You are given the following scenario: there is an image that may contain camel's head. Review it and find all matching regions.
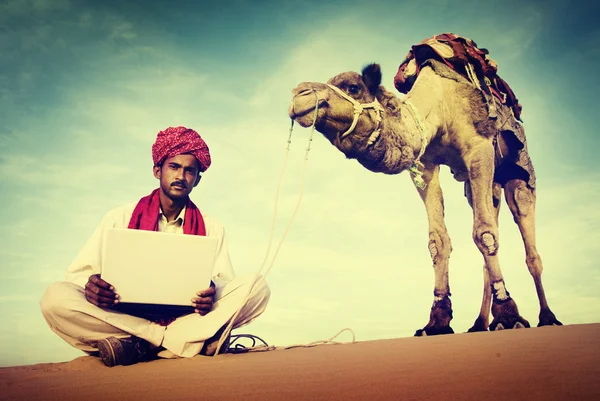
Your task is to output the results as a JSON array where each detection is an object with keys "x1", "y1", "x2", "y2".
[{"x1": 289, "y1": 64, "x2": 387, "y2": 160}]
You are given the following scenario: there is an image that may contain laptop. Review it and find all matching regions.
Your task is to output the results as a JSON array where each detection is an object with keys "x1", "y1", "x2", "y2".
[{"x1": 101, "y1": 228, "x2": 218, "y2": 308}]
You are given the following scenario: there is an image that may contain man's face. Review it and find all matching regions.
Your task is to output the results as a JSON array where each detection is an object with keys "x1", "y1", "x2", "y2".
[{"x1": 153, "y1": 154, "x2": 201, "y2": 202}]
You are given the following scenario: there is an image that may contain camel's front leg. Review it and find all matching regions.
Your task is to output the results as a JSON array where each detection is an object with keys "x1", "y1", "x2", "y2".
[
  {"x1": 465, "y1": 181, "x2": 503, "y2": 332},
  {"x1": 414, "y1": 163, "x2": 454, "y2": 336},
  {"x1": 463, "y1": 139, "x2": 530, "y2": 330}
]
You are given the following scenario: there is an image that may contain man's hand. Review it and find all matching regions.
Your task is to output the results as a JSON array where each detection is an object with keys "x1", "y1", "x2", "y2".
[
  {"x1": 191, "y1": 282, "x2": 216, "y2": 315},
  {"x1": 85, "y1": 274, "x2": 119, "y2": 308}
]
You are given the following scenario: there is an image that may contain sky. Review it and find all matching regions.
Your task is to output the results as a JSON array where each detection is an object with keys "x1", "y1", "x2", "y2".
[{"x1": 1, "y1": 0, "x2": 599, "y2": 366}]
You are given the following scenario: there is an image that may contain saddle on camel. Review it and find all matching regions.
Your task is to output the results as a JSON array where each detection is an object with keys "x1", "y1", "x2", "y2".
[
  {"x1": 394, "y1": 32, "x2": 522, "y2": 121},
  {"x1": 394, "y1": 32, "x2": 534, "y2": 189}
]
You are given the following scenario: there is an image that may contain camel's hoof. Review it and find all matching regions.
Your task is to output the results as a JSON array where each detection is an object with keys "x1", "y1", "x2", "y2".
[
  {"x1": 414, "y1": 325, "x2": 455, "y2": 337},
  {"x1": 415, "y1": 296, "x2": 454, "y2": 337},
  {"x1": 538, "y1": 309, "x2": 563, "y2": 327},
  {"x1": 490, "y1": 297, "x2": 530, "y2": 331},
  {"x1": 467, "y1": 317, "x2": 489, "y2": 333}
]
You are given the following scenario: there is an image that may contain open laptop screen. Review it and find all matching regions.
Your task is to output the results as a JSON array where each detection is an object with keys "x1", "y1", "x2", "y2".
[{"x1": 101, "y1": 228, "x2": 218, "y2": 307}]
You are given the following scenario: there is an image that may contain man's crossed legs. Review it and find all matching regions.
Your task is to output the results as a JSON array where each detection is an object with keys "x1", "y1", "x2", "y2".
[{"x1": 40, "y1": 275, "x2": 270, "y2": 366}]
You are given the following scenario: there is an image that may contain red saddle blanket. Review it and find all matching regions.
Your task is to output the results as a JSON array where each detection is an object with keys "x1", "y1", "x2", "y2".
[{"x1": 394, "y1": 33, "x2": 523, "y2": 121}]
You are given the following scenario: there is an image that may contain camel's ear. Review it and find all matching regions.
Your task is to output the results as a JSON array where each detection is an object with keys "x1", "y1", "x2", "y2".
[{"x1": 362, "y1": 63, "x2": 382, "y2": 94}]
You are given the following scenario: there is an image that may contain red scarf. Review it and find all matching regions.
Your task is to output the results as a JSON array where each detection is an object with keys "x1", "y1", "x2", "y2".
[
  {"x1": 128, "y1": 188, "x2": 206, "y2": 235},
  {"x1": 127, "y1": 188, "x2": 206, "y2": 326}
]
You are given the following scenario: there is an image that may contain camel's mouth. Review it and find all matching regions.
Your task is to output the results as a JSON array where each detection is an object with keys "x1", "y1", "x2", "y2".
[
  {"x1": 289, "y1": 83, "x2": 332, "y2": 128},
  {"x1": 288, "y1": 97, "x2": 328, "y2": 128}
]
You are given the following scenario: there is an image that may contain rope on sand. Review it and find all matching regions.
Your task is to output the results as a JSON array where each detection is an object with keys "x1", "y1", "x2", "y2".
[{"x1": 229, "y1": 328, "x2": 357, "y2": 354}]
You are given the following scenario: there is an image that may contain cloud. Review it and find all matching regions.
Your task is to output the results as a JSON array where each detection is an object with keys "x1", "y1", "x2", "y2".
[
  {"x1": 0, "y1": 153, "x2": 133, "y2": 187},
  {"x1": 246, "y1": 20, "x2": 409, "y2": 110}
]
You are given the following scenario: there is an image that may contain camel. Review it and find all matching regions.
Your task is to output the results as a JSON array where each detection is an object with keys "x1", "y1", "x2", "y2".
[{"x1": 287, "y1": 56, "x2": 562, "y2": 335}]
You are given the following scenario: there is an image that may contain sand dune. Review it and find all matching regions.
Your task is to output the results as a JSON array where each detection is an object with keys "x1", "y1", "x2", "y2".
[{"x1": 1, "y1": 323, "x2": 598, "y2": 400}]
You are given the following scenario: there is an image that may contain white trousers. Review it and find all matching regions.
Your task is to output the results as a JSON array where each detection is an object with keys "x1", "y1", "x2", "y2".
[{"x1": 40, "y1": 275, "x2": 270, "y2": 358}]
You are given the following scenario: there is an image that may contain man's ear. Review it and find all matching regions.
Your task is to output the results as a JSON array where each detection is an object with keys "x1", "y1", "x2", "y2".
[
  {"x1": 153, "y1": 165, "x2": 161, "y2": 179},
  {"x1": 193, "y1": 174, "x2": 201, "y2": 187}
]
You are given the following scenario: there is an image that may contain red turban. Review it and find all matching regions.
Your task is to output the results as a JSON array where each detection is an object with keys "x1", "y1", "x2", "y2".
[{"x1": 151, "y1": 126, "x2": 211, "y2": 172}]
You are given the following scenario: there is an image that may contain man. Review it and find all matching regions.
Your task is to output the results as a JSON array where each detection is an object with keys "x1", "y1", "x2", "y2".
[{"x1": 40, "y1": 126, "x2": 270, "y2": 367}]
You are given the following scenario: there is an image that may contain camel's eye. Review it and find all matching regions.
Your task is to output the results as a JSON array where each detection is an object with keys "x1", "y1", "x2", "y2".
[{"x1": 347, "y1": 84, "x2": 360, "y2": 95}]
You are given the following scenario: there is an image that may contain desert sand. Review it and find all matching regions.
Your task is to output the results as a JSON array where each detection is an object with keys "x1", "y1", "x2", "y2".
[{"x1": 1, "y1": 323, "x2": 598, "y2": 400}]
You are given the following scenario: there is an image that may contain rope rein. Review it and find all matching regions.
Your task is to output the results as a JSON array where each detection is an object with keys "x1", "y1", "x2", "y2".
[
  {"x1": 214, "y1": 92, "x2": 355, "y2": 355},
  {"x1": 403, "y1": 98, "x2": 428, "y2": 190}
]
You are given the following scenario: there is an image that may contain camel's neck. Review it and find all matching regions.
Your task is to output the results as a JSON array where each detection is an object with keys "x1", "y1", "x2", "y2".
[
  {"x1": 357, "y1": 71, "x2": 443, "y2": 175},
  {"x1": 402, "y1": 68, "x2": 446, "y2": 136}
]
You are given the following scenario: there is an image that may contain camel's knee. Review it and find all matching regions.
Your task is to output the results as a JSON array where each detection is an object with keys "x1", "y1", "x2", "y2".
[
  {"x1": 428, "y1": 231, "x2": 452, "y2": 265},
  {"x1": 473, "y1": 227, "x2": 498, "y2": 256},
  {"x1": 40, "y1": 281, "x2": 85, "y2": 320},
  {"x1": 513, "y1": 187, "x2": 534, "y2": 217},
  {"x1": 506, "y1": 181, "x2": 535, "y2": 218}
]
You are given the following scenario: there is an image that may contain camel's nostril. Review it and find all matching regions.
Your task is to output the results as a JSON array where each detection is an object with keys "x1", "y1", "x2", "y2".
[
  {"x1": 292, "y1": 87, "x2": 315, "y2": 98},
  {"x1": 293, "y1": 82, "x2": 324, "y2": 97},
  {"x1": 297, "y1": 88, "x2": 314, "y2": 97}
]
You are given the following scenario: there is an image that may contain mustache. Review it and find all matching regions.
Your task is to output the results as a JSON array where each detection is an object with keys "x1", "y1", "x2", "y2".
[{"x1": 171, "y1": 181, "x2": 187, "y2": 188}]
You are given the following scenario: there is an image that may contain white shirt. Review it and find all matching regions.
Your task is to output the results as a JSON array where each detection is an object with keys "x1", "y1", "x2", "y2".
[{"x1": 65, "y1": 202, "x2": 236, "y2": 289}]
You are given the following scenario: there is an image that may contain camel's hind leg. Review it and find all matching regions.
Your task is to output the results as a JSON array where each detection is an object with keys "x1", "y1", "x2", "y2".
[
  {"x1": 504, "y1": 179, "x2": 562, "y2": 327},
  {"x1": 463, "y1": 139, "x2": 529, "y2": 331},
  {"x1": 466, "y1": 181, "x2": 502, "y2": 332}
]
